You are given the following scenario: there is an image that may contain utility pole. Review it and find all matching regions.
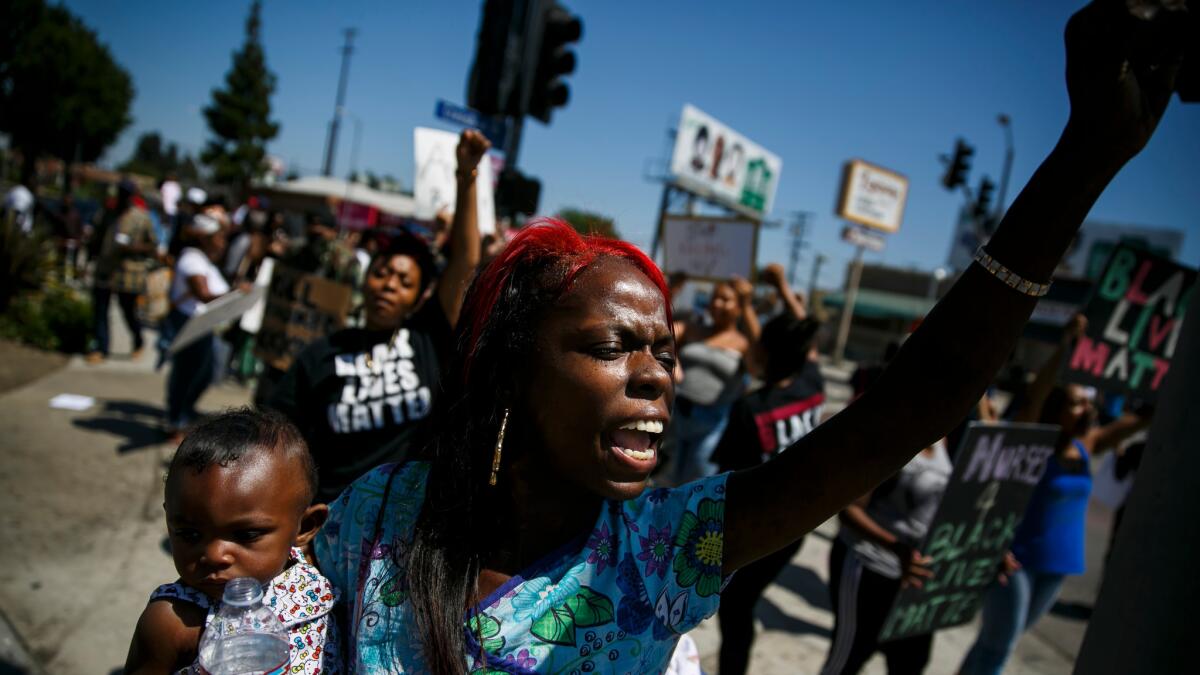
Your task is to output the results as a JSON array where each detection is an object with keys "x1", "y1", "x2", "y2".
[
  {"x1": 833, "y1": 245, "x2": 865, "y2": 364},
  {"x1": 808, "y1": 253, "x2": 826, "y2": 304},
  {"x1": 321, "y1": 28, "x2": 357, "y2": 177},
  {"x1": 788, "y1": 211, "x2": 813, "y2": 288}
]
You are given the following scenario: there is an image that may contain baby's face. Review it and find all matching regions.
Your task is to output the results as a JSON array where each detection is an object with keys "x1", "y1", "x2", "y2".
[{"x1": 164, "y1": 453, "x2": 308, "y2": 601}]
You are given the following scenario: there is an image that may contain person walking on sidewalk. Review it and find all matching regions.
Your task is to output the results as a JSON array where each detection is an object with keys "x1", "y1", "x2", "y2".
[{"x1": 88, "y1": 179, "x2": 159, "y2": 364}]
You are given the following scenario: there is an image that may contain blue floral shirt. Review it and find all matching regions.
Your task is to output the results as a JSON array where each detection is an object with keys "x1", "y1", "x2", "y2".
[{"x1": 315, "y1": 462, "x2": 729, "y2": 673}]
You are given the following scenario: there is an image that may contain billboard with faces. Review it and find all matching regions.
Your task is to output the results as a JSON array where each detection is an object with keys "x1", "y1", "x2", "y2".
[{"x1": 669, "y1": 104, "x2": 783, "y2": 221}]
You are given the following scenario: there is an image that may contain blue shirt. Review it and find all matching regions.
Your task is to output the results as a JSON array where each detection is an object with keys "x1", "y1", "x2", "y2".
[
  {"x1": 315, "y1": 462, "x2": 729, "y2": 673},
  {"x1": 1011, "y1": 440, "x2": 1092, "y2": 575}
]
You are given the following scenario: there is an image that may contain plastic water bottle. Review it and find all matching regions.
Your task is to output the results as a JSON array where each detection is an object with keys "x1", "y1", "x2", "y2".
[{"x1": 197, "y1": 578, "x2": 290, "y2": 675}]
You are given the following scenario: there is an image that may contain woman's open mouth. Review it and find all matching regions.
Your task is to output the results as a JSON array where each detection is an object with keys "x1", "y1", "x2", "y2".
[{"x1": 608, "y1": 419, "x2": 665, "y2": 465}]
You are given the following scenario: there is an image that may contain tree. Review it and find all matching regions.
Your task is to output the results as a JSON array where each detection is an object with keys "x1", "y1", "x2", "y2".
[
  {"x1": 556, "y1": 208, "x2": 620, "y2": 239},
  {"x1": 201, "y1": 0, "x2": 279, "y2": 195},
  {"x1": 0, "y1": 0, "x2": 134, "y2": 186},
  {"x1": 120, "y1": 131, "x2": 200, "y2": 181}
]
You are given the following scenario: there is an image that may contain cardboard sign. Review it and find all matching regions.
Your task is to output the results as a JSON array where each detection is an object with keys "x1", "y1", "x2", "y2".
[
  {"x1": 253, "y1": 267, "x2": 353, "y2": 371},
  {"x1": 661, "y1": 215, "x2": 758, "y2": 281},
  {"x1": 1063, "y1": 245, "x2": 1196, "y2": 402},
  {"x1": 168, "y1": 287, "x2": 265, "y2": 354},
  {"x1": 879, "y1": 422, "x2": 1060, "y2": 642}
]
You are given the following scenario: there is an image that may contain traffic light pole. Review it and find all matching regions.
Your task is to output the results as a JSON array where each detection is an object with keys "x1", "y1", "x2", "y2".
[{"x1": 504, "y1": 115, "x2": 525, "y2": 169}]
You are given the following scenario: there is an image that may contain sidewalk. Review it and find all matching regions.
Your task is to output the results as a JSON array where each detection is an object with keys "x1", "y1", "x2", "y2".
[{"x1": 0, "y1": 322, "x2": 250, "y2": 673}]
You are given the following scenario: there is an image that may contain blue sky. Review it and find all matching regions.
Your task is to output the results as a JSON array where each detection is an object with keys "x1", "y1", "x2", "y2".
[{"x1": 62, "y1": 0, "x2": 1200, "y2": 289}]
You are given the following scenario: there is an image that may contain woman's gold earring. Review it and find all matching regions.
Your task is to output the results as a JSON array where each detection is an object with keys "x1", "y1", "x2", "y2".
[{"x1": 489, "y1": 408, "x2": 510, "y2": 486}]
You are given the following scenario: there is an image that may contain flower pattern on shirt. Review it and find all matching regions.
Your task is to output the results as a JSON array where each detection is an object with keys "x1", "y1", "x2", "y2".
[
  {"x1": 315, "y1": 463, "x2": 729, "y2": 673},
  {"x1": 638, "y1": 523, "x2": 673, "y2": 579},
  {"x1": 673, "y1": 497, "x2": 726, "y2": 597}
]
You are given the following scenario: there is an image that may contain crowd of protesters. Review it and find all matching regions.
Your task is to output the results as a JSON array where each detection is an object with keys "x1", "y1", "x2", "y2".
[{"x1": 1, "y1": 1, "x2": 1185, "y2": 671}]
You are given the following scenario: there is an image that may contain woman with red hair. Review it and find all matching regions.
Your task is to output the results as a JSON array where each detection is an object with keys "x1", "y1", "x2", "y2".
[{"x1": 312, "y1": 4, "x2": 1186, "y2": 671}]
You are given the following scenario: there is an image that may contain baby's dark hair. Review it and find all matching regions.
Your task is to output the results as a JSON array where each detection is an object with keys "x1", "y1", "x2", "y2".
[{"x1": 167, "y1": 407, "x2": 318, "y2": 507}]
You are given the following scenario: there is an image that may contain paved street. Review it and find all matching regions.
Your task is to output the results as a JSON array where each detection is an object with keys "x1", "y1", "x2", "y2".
[{"x1": 0, "y1": 318, "x2": 1104, "y2": 674}]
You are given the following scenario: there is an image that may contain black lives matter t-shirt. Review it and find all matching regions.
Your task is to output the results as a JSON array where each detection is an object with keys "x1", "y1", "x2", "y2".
[
  {"x1": 267, "y1": 301, "x2": 451, "y2": 502},
  {"x1": 712, "y1": 361, "x2": 826, "y2": 472}
]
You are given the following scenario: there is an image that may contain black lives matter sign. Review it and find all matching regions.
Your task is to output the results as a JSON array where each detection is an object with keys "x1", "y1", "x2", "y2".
[
  {"x1": 1063, "y1": 245, "x2": 1195, "y2": 403},
  {"x1": 879, "y1": 423, "x2": 1060, "y2": 642}
]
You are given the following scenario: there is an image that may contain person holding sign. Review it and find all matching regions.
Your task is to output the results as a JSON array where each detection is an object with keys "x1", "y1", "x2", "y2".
[
  {"x1": 310, "y1": 2, "x2": 1190, "y2": 671},
  {"x1": 266, "y1": 129, "x2": 490, "y2": 502},
  {"x1": 959, "y1": 317, "x2": 1151, "y2": 674},
  {"x1": 818, "y1": 439, "x2": 952, "y2": 675},
  {"x1": 162, "y1": 214, "x2": 239, "y2": 443}
]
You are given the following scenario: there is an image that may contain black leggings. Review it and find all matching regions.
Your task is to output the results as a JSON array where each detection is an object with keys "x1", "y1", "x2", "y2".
[
  {"x1": 717, "y1": 537, "x2": 805, "y2": 675},
  {"x1": 819, "y1": 538, "x2": 931, "y2": 675}
]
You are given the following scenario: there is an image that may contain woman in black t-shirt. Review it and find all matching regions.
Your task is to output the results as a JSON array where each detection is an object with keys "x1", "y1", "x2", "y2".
[
  {"x1": 268, "y1": 130, "x2": 491, "y2": 502},
  {"x1": 712, "y1": 302, "x2": 825, "y2": 675}
]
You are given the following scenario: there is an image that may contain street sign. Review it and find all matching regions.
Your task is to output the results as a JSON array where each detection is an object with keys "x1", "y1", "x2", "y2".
[
  {"x1": 836, "y1": 159, "x2": 909, "y2": 233},
  {"x1": 434, "y1": 99, "x2": 509, "y2": 148},
  {"x1": 841, "y1": 225, "x2": 886, "y2": 252}
]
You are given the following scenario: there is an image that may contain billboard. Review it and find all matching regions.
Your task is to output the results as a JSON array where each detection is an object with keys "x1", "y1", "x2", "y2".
[
  {"x1": 836, "y1": 159, "x2": 908, "y2": 233},
  {"x1": 413, "y1": 127, "x2": 496, "y2": 234},
  {"x1": 669, "y1": 104, "x2": 782, "y2": 221}
]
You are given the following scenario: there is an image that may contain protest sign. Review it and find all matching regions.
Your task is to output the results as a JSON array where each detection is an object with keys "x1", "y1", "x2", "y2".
[
  {"x1": 253, "y1": 267, "x2": 353, "y2": 371},
  {"x1": 661, "y1": 215, "x2": 758, "y2": 281},
  {"x1": 879, "y1": 422, "x2": 1060, "y2": 642},
  {"x1": 413, "y1": 127, "x2": 496, "y2": 234},
  {"x1": 1063, "y1": 245, "x2": 1196, "y2": 402},
  {"x1": 168, "y1": 287, "x2": 265, "y2": 354}
]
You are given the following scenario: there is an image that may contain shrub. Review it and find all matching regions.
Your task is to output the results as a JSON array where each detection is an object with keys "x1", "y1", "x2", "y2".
[{"x1": 0, "y1": 283, "x2": 92, "y2": 353}]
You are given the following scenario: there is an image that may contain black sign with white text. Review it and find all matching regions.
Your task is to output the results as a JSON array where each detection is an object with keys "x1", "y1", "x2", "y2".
[{"x1": 879, "y1": 422, "x2": 1060, "y2": 642}]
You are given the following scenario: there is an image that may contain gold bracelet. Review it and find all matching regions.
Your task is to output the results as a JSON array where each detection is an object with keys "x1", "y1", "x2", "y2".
[
  {"x1": 973, "y1": 247, "x2": 1051, "y2": 297},
  {"x1": 456, "y1": 169, "x2": 478, "y2": 182}
]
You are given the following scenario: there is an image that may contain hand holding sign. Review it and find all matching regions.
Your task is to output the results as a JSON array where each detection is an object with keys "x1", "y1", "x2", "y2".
[{"x1": 456, "y1": 129, "x2": 491, "y2": 177}]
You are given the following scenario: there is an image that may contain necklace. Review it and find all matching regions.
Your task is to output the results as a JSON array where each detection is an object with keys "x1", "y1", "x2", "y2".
[{"x1": 363, "y1": 327, "x2": 401, "y2": 371}]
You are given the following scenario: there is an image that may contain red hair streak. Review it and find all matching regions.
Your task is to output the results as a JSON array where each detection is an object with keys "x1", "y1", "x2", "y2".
[{"x1": 460, "y1": 218, "x2": 673, "y2": 383}]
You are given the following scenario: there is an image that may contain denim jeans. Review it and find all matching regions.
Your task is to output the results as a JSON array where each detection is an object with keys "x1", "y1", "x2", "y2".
[
  {"x1": 959, "y1": 568, "x2": 1065, "y2": 675},
  {"x1": 91, "y1": 287, "x2": 143, "y2": 355},
  {"x1": 165, "y1": 312, "x2": 215, "y2": 430},
  {"x1": 670, "y1": 400, "x2": 731, "y2": 485}
]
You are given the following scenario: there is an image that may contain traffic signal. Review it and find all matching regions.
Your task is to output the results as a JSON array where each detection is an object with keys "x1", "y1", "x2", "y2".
[
  {"x1": 467, "y1": 0, "x2": 525, "y2": 116},
  {"x1": 496, "y1": 168, "x2": 541, "y2": 216},
  {"x1": 974, "y1": 177, "x2": 995, "y2": 218},
  {"x1": 941, "y1": 139, "x2": 974, "y2": 190},
  {"x1": 526, "y1": 2, "x2": 582, "y2": 124}
]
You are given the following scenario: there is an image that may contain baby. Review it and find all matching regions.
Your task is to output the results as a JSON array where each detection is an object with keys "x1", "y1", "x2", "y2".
[{"x1": 124, "y1": 407, "x2": 338, "y2": 674}]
